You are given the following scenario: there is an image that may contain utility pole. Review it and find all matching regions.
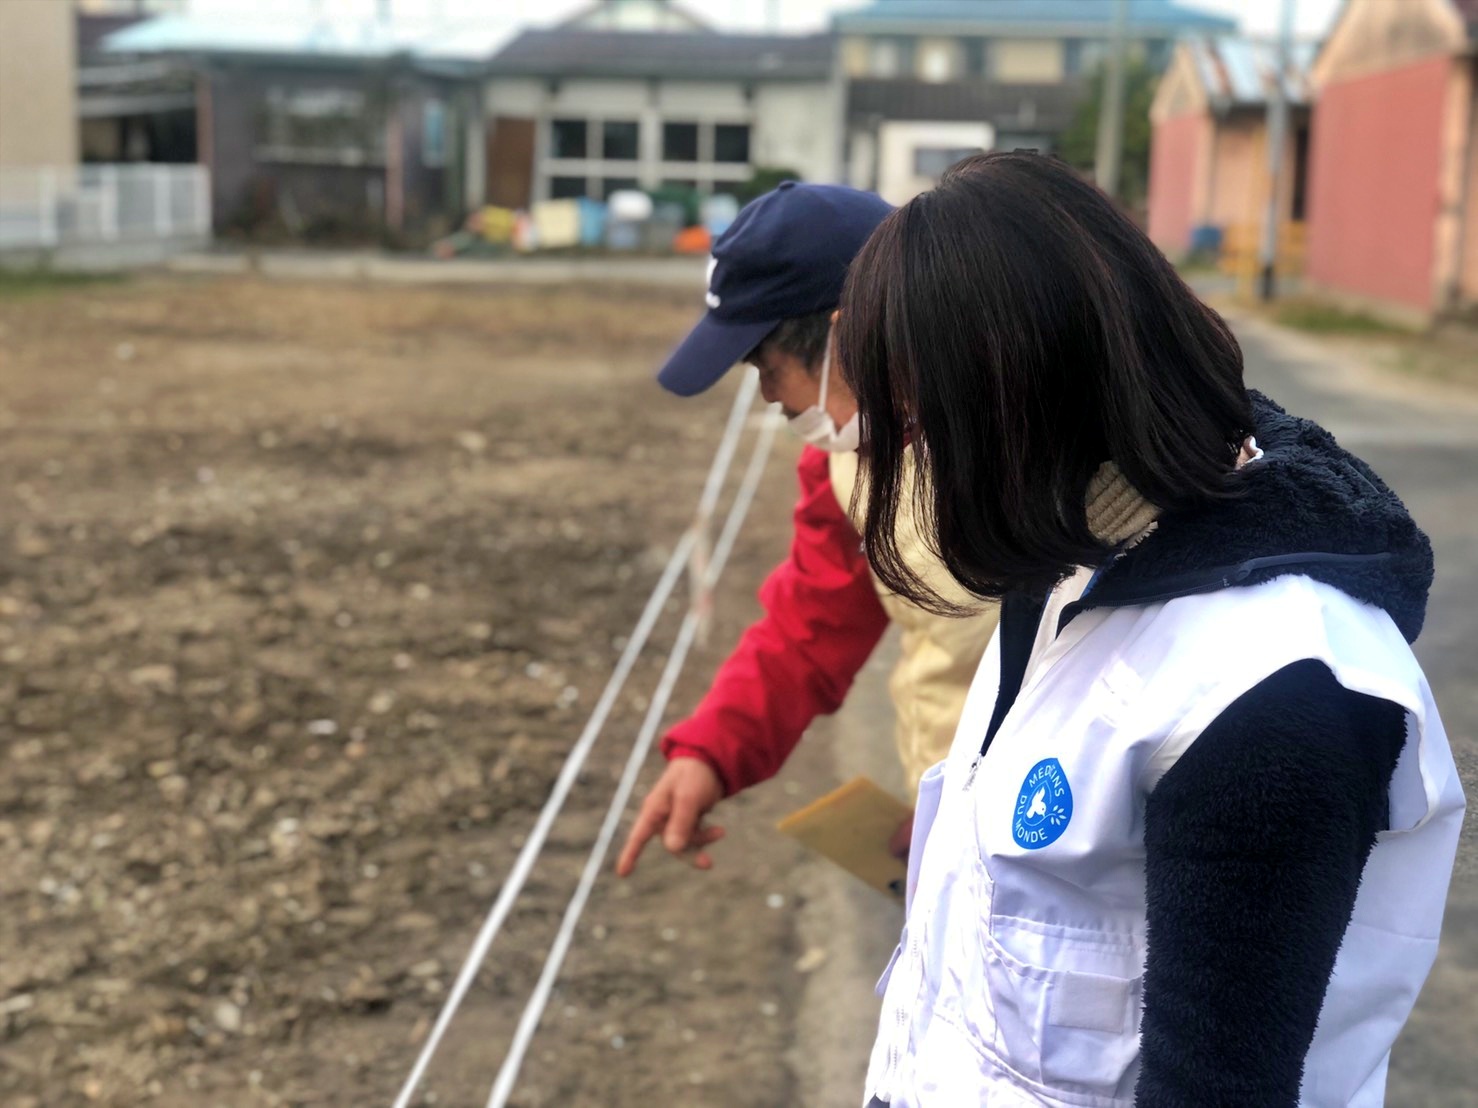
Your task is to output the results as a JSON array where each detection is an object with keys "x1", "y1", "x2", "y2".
[
  {"x1": 1258, "y1": 0, "x2": 1297, "y2": 301},
  {"x1": 1094, "y1": 0, "x2": 1131, "y2": 200}
]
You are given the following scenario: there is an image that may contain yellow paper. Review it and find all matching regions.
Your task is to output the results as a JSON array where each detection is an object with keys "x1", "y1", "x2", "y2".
[{"x1": 777, "y1": 776, "x2": 910, "y2": 899}]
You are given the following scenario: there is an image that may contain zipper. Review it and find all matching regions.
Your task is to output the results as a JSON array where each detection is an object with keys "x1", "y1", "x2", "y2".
[
  {"x1": 964, "y1": 755, "x2": 981, "y2": 790},
  {"x1": 967, "y1": 594, "x2": 1102, "y2": 793}
]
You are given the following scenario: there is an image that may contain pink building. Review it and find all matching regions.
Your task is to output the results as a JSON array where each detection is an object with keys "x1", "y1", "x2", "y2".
[
  {"x1": 1148, "y1": 37, "x2": 1313, "y2": 261},
  {"x1": 1305, "y1": 0, "x2": 1478, "y2": 321}
]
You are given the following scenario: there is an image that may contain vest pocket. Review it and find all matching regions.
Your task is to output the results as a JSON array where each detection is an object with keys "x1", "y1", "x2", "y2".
[{"x1": 979, "y1": 920, "x2": 1142, "y2": 1100}]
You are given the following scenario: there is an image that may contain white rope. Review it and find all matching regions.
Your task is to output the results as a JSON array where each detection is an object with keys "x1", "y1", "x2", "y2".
[
  {"x1": 391, "y1": 371, "x2": 761, "y2": 1108},
  {"x1": 705, "y1": 412, "x2": 784, "y2": 586},
  {"x1": 485, "y1": 408, "x2": 782, "y2": 1108},
  {"x1": 687, "y1": 368, "x2": 752, "y2": 645},
  {"x1": 695, "y1": 375, "x2": 756, "y2": 522}
]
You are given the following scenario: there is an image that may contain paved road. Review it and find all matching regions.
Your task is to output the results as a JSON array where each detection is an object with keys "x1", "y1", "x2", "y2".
[{"x1": 794, "y1": 315, "x2": 1478, "y2": 1106}]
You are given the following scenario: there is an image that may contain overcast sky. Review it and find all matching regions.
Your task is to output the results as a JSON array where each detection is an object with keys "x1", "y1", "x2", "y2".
[{"x1": 184, "y1": 0, "x2": 1346, "y2": 40}]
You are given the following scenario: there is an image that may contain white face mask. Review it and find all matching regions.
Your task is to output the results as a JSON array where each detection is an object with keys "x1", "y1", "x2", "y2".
[{"x1": 786, "y1": 329, "x2": 860, "y2": 453}]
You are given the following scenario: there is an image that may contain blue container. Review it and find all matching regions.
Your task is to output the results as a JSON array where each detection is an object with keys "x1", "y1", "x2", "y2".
[
  {"x1": 1189, "y1": 224, "x2": 1224, "y2": 255},
  {"x1": 577, "y1": 198, "x2": 607, "y2": 248},
  {"x1": 702, "y1": 194, "x2": 740, "y2": 237}
]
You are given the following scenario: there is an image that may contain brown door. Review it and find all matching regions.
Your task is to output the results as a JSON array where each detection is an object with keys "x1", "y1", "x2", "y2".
[{"x1": 486, "y1": 116, "x2": 536, "y2": 208}]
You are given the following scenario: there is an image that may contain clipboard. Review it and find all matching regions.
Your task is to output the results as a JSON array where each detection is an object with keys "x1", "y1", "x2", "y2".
[{"x1": 777, "y1": 776, "x2": 910, "y2": 900}]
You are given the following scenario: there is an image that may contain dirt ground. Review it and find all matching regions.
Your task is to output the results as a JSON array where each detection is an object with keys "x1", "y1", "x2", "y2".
[{"x1": 0, "y1": 275, "x2": 827, "y2": 1106}]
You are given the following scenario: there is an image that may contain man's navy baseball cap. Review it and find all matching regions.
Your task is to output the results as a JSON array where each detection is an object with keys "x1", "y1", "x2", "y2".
[{"x1": 656, "y1": 181, "x2": 893, "y2": 397}]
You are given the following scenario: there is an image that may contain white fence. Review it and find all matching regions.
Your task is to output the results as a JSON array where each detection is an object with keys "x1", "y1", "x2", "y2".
[{"x1": 0, "y1": 164, "x2": 211, "y2": 252}]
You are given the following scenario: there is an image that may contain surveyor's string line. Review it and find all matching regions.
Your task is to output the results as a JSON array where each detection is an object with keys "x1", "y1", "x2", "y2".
[
  {"x1": 391, "y1": 369, "x2": 762, "y2": 1108},
  {"x1": 485, "y1": 406, "x2": 782, "y2": 1108}
]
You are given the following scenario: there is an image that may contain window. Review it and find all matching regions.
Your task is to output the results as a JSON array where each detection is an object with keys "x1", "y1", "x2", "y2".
[
  {"x1": 869, "y1": 36, "x2": 914, "y2": 78},
  {"x1": 917, "y1": 41, "x2": 959, "y2": 82},
  {"x1": 549, "y1": 176, "x2": 588, "y2": 199},
  {"x1": 660, "y1": 179, "x2": 701, "y2": 192},
  {"x1": 714, "y1": 124, "x2": 750, "y2": 164},
  {"x1": 602, "y1": 120, "x2": 640, "y2": 161},
  {"x1": 1064, "y1": 39, "x2": 1106, "y2": 77},
  {"x1": 964, "y1": 38, "x2": 992, "y2": 78},
  {"x1": 663, "y1": 122, "x2": 699, "y2": 162},
  {"x1": 602, "y1": 177, "x2": 641, "y2": 199},
  {"x1": 1144, "y1": 38, "x2": 1173, "y2": 71},
  {"x1": 913, "y1": 146, "x2": 981, "y2": 179},
  {"x1": 549, "y1": 118, "x2": 587, "y2": 159},
  {"x1": 257, "y1": 85, "x2": 385, "y2": 165},
  {"x1": 422, "y1": 99, "x2": 447, "y2": 168}
]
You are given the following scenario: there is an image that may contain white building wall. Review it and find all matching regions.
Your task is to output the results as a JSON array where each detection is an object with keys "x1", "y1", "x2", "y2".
[
  {"x1": 483, "y1": 78, "x2": 548, "y2": 118},
  {"x1": 655, "y1": 82, "x2": 751, "y2": 115},
  {"x1": 994, "y1": 38, "x2": 1066, "y2": 83},
  {"x1": 877, "y1": 120, "x2": 995, "y2": 205},
  {"x1": 752, "y1": 82, "x2": 842, "y2": 183},
  {"x1": 546, "y1": 79, "x2": 653, "y2": 116},
  {"x1": 848, "y1": 127, "x2": 878, "y2": 191},
  {"x1": 484, "y1": 75, "x2": 843, "y2": 202}
]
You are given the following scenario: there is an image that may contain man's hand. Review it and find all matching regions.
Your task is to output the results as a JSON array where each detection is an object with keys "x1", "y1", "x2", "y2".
[{"x1": 615, "y1": 757, "x2": 727, "y2": 877}]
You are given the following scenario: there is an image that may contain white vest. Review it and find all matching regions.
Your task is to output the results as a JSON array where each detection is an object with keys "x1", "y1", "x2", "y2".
[{"x1": 865, "y1": 572, "x2": 1464, "y2": 1107}]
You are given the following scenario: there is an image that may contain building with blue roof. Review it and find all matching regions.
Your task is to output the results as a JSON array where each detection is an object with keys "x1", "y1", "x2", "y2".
[
  {"x1": 87, "y1": 0, "x2": 1248, "y2": 245},
  {"x1": 833, "y1": 0, "x2": 1236, "y2": 203},
  {"x1": 834, "y1": 0, "x2": 1237, "y2": 36}
]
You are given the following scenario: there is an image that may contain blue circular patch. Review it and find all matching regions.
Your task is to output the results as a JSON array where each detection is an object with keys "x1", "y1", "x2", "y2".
[{"x1": 1012, "y1": 758, "x2": 1073, "y2": 850}]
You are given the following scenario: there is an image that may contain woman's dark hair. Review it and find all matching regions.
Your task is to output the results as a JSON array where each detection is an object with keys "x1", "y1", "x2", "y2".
[
  {"x1": 746, "y1": 310, "x2": 832, "y2": 372},
  {"x1": 838, "y1": 152, "x2": 1251, "y2": 609}
]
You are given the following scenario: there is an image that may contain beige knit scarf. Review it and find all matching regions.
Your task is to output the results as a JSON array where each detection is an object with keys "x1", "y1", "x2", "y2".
[
  {"x1": 1085, "y1": 462, "x2": 1159, "y2": 549},
  {"x1": 1086, "y1": 438, "x2": 1259, "y2": 551}
]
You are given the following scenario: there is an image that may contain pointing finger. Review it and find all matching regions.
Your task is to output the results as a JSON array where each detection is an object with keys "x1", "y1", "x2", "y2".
[{"x1": 616, "y1": 797, "x2": 669, "y2": 877}]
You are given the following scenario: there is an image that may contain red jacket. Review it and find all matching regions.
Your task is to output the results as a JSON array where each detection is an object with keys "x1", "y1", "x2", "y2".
[{"x1": 660, "y1": 446, "x2": 890, "y2": 793}]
